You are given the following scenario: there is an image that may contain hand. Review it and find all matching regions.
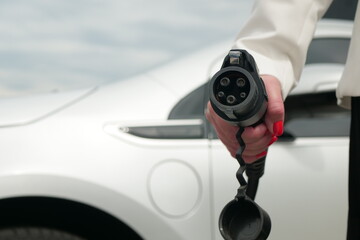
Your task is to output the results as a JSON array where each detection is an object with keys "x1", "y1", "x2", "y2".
[{"x1": 206, "y1": 75, "x2": 284, "y2": 163}]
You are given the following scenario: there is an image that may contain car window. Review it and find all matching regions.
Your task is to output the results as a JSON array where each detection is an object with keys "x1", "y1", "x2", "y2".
[
  {"x1": 323, "y1": 0, "x2": 358, "y2": 20},
  {"x1": 306, "y1": 38, "x2": 350, "y2": 65},
  {"x1": 282, "y1": 91, "x2": 350, "y2": 138},
  {"x1": 207, "y1": 91, "x2": 350, "y2": 140},
  {"x1": 122, "y1": 83, "x2": 208, "y2": 140},
  {"x1": 168, "y1": 83, "x2": 208, "y2": 120},
  {"x1": 122, "y1": 85, "x2": 207, "y2": 140}
]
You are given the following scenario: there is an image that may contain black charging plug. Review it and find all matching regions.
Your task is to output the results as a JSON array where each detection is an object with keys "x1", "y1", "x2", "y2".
[
  {"x1": 209, "y1": 49, "x2": 271, "y2": 240},
  {"x1": 209, "y1": 50, "x2": 268, "y2": 127},
  {"x1": 209, "y1": 49, "x2": 268, "y2": 196}
]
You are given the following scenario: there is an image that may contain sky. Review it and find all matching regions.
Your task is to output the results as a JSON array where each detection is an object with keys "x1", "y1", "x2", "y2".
[{"x1": 0, "y1": 0, "x2": 253, "y2": 97}]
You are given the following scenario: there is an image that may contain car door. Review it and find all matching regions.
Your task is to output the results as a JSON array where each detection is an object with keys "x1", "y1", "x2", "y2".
[{"x1": 209, "y1": 90, "x2": 350, "y2": 240}]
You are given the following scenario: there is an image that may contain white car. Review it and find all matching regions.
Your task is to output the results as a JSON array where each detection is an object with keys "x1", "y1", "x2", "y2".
[{"x1": 0, "y1": 19, "x2": 352, "y2": 240}]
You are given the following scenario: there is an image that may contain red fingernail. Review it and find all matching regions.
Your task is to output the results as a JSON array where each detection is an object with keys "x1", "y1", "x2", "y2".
[
  {"x1": 256, "y1": 151, "x2": 267, "y2": 158},
  {"x1": 273, "y1": 121, "x2": 284, "y2": 136},
  {"x1": 267, "y1": 136, "x2": 278, "y2": 146}
]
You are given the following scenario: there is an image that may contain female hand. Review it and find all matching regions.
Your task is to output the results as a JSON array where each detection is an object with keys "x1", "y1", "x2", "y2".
[{"x1": 206, "y1": 75, "x2": 284, "y2": 163}]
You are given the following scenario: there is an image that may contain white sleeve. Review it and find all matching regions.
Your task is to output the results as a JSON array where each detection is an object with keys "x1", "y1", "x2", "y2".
[{"x1": 233, "y1": 0, "x2": 333, "y2": 99}]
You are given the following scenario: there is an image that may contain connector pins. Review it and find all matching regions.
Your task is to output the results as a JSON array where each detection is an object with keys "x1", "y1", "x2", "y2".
[
  {"x1": 217, "y1": 77, "x2": 248, "y2": 105},
  {"x1": 226, "y1": 95, "x2": 236, "y2": 104},
  {"x1": 236, "y1": 78, "x2": 246, "y2": 87},
  {"x1": 220, "y1": 77, "x2": 230, "y2": 87}
]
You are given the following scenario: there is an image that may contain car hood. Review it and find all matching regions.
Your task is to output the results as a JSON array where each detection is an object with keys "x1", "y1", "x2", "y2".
[
  {"x1": 66, "y1": 42, "x2": 234, "y2": 122},
  {"x1": 0, "y1": 87, "x2": 97, "y2": 128}
]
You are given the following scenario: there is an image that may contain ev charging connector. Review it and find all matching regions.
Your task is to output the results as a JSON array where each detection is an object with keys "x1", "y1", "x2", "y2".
[{"x1": 209, "y1": 50, "x2": 271, "y2": 240}]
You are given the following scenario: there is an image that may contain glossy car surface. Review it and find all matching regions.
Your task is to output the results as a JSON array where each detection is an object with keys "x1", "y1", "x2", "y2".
[{"x1": 0, "y1": 19, "x2": 353, "y2": 239}]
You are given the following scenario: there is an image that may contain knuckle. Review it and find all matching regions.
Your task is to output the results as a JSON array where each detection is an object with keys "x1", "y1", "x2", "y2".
[{"x1": 268, "y1": 101, "x2": 284, "y2": 117}]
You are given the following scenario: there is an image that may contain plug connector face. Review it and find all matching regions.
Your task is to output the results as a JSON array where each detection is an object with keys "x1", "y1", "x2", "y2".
[
  {"x1": 214, "y1": 71, "x2": 250, "y2": 106},
  {"x1": 209, "y1": 50, "x2": 267, "y2": 127}
]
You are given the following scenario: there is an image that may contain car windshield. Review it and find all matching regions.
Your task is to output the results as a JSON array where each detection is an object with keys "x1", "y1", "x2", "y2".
[{"x1": 0, "y1": 0, "x2": 252, "y2": 98}]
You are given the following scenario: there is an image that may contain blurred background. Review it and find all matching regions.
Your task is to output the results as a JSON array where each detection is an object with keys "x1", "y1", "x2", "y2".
[
  {"x1": 0, "y1": 0, "x2": 357, "y2": 98},
  {"x1": 0, "y1": 0, "x2": 252, "y2": 97}
]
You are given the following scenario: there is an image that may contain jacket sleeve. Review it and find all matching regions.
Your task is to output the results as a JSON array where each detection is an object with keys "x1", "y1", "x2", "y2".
[{"x1": 233, "y1": 0, "x2": 333, "y2": 99}]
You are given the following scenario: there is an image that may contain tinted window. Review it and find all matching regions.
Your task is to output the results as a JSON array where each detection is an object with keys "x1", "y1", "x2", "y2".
[
  {"x1": 169, "y1": 83, "x2": 207, "y2": 119},
  {"x1": 144, "y1": 83, "x2": 207, "y2": 139},
  {"x1": 306, "y1": 38, "x2": 350, "y2": 65},
  {"x1": 283, "y1": 91, "x2": 350, "y2": 138},
  {"x1": 122, "y1": 82, "x2": 207, "y2": 140},
  {"x1": 209, "y1": 91, "x2": 350, "y2": 140},
  {"x1": 323, "y1": 0, "x2": 358, "y2": 20}
]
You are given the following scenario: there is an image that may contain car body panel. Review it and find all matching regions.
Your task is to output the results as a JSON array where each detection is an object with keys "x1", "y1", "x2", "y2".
[
  {"x1": 0, "y1": 87, "x2": 96, "y2": 127},
  {"x1": 210, "y1": 138, "x2": 348, "y2": 240},
  {"x1": 0, "y1": 108, "x2": 212, "y2": 240}
]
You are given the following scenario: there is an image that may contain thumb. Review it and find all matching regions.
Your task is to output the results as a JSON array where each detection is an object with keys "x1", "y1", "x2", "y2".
[{"x1": 261, "y1": 75, "x2": 285, "y2": 136}]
